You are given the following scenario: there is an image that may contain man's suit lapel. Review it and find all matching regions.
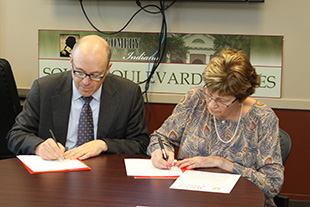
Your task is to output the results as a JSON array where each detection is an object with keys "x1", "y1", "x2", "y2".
[
  {"x1": 97, "y1": 76, "x2": 120, "y2": 138},
  {"x1": 51, "y1": 72, "x2": 72, "y2": 145}
]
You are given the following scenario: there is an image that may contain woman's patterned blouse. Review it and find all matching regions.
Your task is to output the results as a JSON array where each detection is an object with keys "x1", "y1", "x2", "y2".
[{"x1": 147, "y1": 86, "x2": 284, "y2": 207}]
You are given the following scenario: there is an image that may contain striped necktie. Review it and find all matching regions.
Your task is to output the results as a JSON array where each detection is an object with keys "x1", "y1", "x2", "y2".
[{"x1": 77, "y1": 96, "x2": 94, "y2": 146}]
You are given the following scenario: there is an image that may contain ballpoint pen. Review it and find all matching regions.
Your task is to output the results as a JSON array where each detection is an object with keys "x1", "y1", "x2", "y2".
[
  {"x1": 157, "y1": 137, "x2": 171, "y2": 170},
  {"x1": 49, "y1": 129, "x2": 64, "y2": 160}
]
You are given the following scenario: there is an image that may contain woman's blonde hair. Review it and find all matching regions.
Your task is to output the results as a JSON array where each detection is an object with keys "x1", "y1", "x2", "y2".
[{"x1": 202, "y1": 49, "x2": 260, "y2": 101}]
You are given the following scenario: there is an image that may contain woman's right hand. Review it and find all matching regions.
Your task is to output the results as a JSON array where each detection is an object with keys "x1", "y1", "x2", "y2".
[{"x1": 151, "y1": 149, "x2": 175, "y2": 169}]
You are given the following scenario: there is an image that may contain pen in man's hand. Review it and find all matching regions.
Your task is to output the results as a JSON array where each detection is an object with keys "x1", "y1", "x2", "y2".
[
  {"x1": 49, "y1": 129, "x2": 64, "y2": 160},
  {"x1": 157, "y1": 137, "x2": 171, "y2": 170}
]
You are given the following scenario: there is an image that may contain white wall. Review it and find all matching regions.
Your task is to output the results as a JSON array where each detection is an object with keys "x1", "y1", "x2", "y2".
[{"x1": 1, "y1": 0, "x2": 309, "y2": 109}]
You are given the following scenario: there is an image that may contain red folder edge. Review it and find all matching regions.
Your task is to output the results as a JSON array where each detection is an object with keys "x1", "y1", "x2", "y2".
[
  {"x1": 19, "y1": 158, "x2": 91, "y2": 174},
  {"x1": 134, "y1": 167, "x2": 193, "y2": 179}
]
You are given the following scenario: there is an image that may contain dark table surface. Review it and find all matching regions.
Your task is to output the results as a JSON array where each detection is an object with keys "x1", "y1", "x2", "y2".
[{"x1": 0, "y1": 154, "x2": 264, "y2": 207}]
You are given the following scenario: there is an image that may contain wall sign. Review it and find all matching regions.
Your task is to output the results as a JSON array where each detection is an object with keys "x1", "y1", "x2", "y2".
[{"x1": 39, "y1": 30, "x2": 283, "y2": 99}]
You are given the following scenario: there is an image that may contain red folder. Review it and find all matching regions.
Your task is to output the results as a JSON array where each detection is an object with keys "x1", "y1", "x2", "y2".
[
  {"x1": 17, "y1": 155, "x2": 91, "y2": 174},
  {"x1": 134, "y1": 167, "x2": 192, "y2": 179}
]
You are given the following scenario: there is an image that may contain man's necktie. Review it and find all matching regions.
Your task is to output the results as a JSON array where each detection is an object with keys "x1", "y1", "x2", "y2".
[{"x1": 77, "y1": 96, "x2": 94, "y2": 146}]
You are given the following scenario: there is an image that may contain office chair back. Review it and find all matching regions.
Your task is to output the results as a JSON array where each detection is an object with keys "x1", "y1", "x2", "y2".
[
  {"x1": 274, "y1": 128, "x2": 292, "y2": 207},
  {"x1": 279, "y1": 128, "x2": 291, "y2": 165},
  {"x1": 0, "y1": 58, "x2": 21, "y2": 159}
]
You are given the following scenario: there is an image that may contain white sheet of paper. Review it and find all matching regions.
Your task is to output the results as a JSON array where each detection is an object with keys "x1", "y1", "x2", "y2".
[
  {"x1": 17, "y1": 155, "x2": 89, "y2": 173},
  {"x1": 124, "y1": 158, "x2": 182, "y2": 177},
  {"x1": 170, "y1": 170, "x2": 241, "y2": 194}
]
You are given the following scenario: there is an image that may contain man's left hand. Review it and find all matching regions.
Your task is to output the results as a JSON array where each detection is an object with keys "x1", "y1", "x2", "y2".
[{"x1": 64, "y1": 140, "x2": 108, "y2": 160}]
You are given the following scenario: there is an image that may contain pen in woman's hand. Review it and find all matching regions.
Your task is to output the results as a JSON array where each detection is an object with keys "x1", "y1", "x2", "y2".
[
  {"x1": 157, "y1": 137, "x2": 171, "y2": 170},
  {"x1": 49, "y1": 129, "x2": 64, "y2": 160}
]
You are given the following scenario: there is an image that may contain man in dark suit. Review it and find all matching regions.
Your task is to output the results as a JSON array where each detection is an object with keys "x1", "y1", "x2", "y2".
[{"x1": 7, "y1": 35, "x2": 149, "y2": 160}]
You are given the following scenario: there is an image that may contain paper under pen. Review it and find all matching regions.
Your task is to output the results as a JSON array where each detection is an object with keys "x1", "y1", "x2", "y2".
[
  {"x1": 49, "y1": 129, "x2": 64, "y2": 160},
  {"x1": 157, "y1": 137, "x2": 171, "y2": 170}
]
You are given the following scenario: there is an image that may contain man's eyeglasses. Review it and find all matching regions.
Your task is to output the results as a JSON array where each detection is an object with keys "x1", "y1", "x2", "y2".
[
  {"x1": 72, "y1": 64, "x2": 106, "y2": 81},
  {"x1": 203, "y1": 86, "x2": 237, "y2": 108}
]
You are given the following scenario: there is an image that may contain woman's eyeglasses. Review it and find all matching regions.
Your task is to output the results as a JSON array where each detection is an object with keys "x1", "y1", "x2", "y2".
[{"x1": 203, "y1": 86, "x2": 237, "y2": 108}]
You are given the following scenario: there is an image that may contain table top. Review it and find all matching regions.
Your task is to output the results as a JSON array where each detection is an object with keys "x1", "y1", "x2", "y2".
[{"x1": 0, "y1": 154, "x2": 264, "y2": 207}]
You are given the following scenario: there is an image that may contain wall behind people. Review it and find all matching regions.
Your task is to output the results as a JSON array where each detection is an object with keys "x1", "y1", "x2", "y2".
[
  {"x1": 0, "y1": 0, "x2": 310, "y2": 110},
  {"x1": 1, "y1": 0, "x2": 309, "y2": 201}
]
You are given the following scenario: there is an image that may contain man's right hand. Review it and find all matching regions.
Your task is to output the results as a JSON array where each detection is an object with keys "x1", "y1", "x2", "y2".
[{"x1": 35, "y1": 138, "x2": 65, "y2": 160}]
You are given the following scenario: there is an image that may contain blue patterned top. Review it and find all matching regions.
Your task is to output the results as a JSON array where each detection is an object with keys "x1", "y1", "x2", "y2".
[{"x1": 147, "y1": 86, "x2": 284, "y2": 207}]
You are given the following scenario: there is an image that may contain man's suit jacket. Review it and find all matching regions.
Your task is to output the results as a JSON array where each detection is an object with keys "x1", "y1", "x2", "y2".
[{"x1": 7, "y1": 71, "x2": 149, "y2": 155}]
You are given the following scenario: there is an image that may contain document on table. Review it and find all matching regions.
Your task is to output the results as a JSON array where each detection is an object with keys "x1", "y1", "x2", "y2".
[
  {"x1": 170, "y1": 170, "x2": 241, "y2": 194},
  {"x1": 17, "y1": 155, "x2": 91, "y2": 174},
  {"x1": 124, "y1": 158, "x2": 184, "y2": 178}
]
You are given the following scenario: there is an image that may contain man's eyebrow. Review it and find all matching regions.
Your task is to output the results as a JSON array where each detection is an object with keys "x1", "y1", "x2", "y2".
[
  {"x1": 74, "y1": 67, "x2": 101, "y2": 74},
  {"x1": 73, "y1": 65, "x2": 84, "y2": 71}
]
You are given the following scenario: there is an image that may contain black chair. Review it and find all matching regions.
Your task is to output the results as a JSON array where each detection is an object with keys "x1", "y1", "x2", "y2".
[
  {"x1": 274, "y1": 128, "x2": 292, "y2": 207},
  {"x1": 0, "y1": 58, "x2": 22, "y2": 159}
]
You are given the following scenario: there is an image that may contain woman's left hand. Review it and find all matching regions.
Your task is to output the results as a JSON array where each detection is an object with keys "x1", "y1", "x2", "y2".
[{"x1": 175, "y1": 156, "x2": 233, "y2": 172}]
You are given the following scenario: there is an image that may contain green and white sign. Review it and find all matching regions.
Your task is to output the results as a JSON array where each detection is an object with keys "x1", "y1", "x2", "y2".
[{"x1": 39, "y1": 30, "x2": 283, "y2": 99}]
